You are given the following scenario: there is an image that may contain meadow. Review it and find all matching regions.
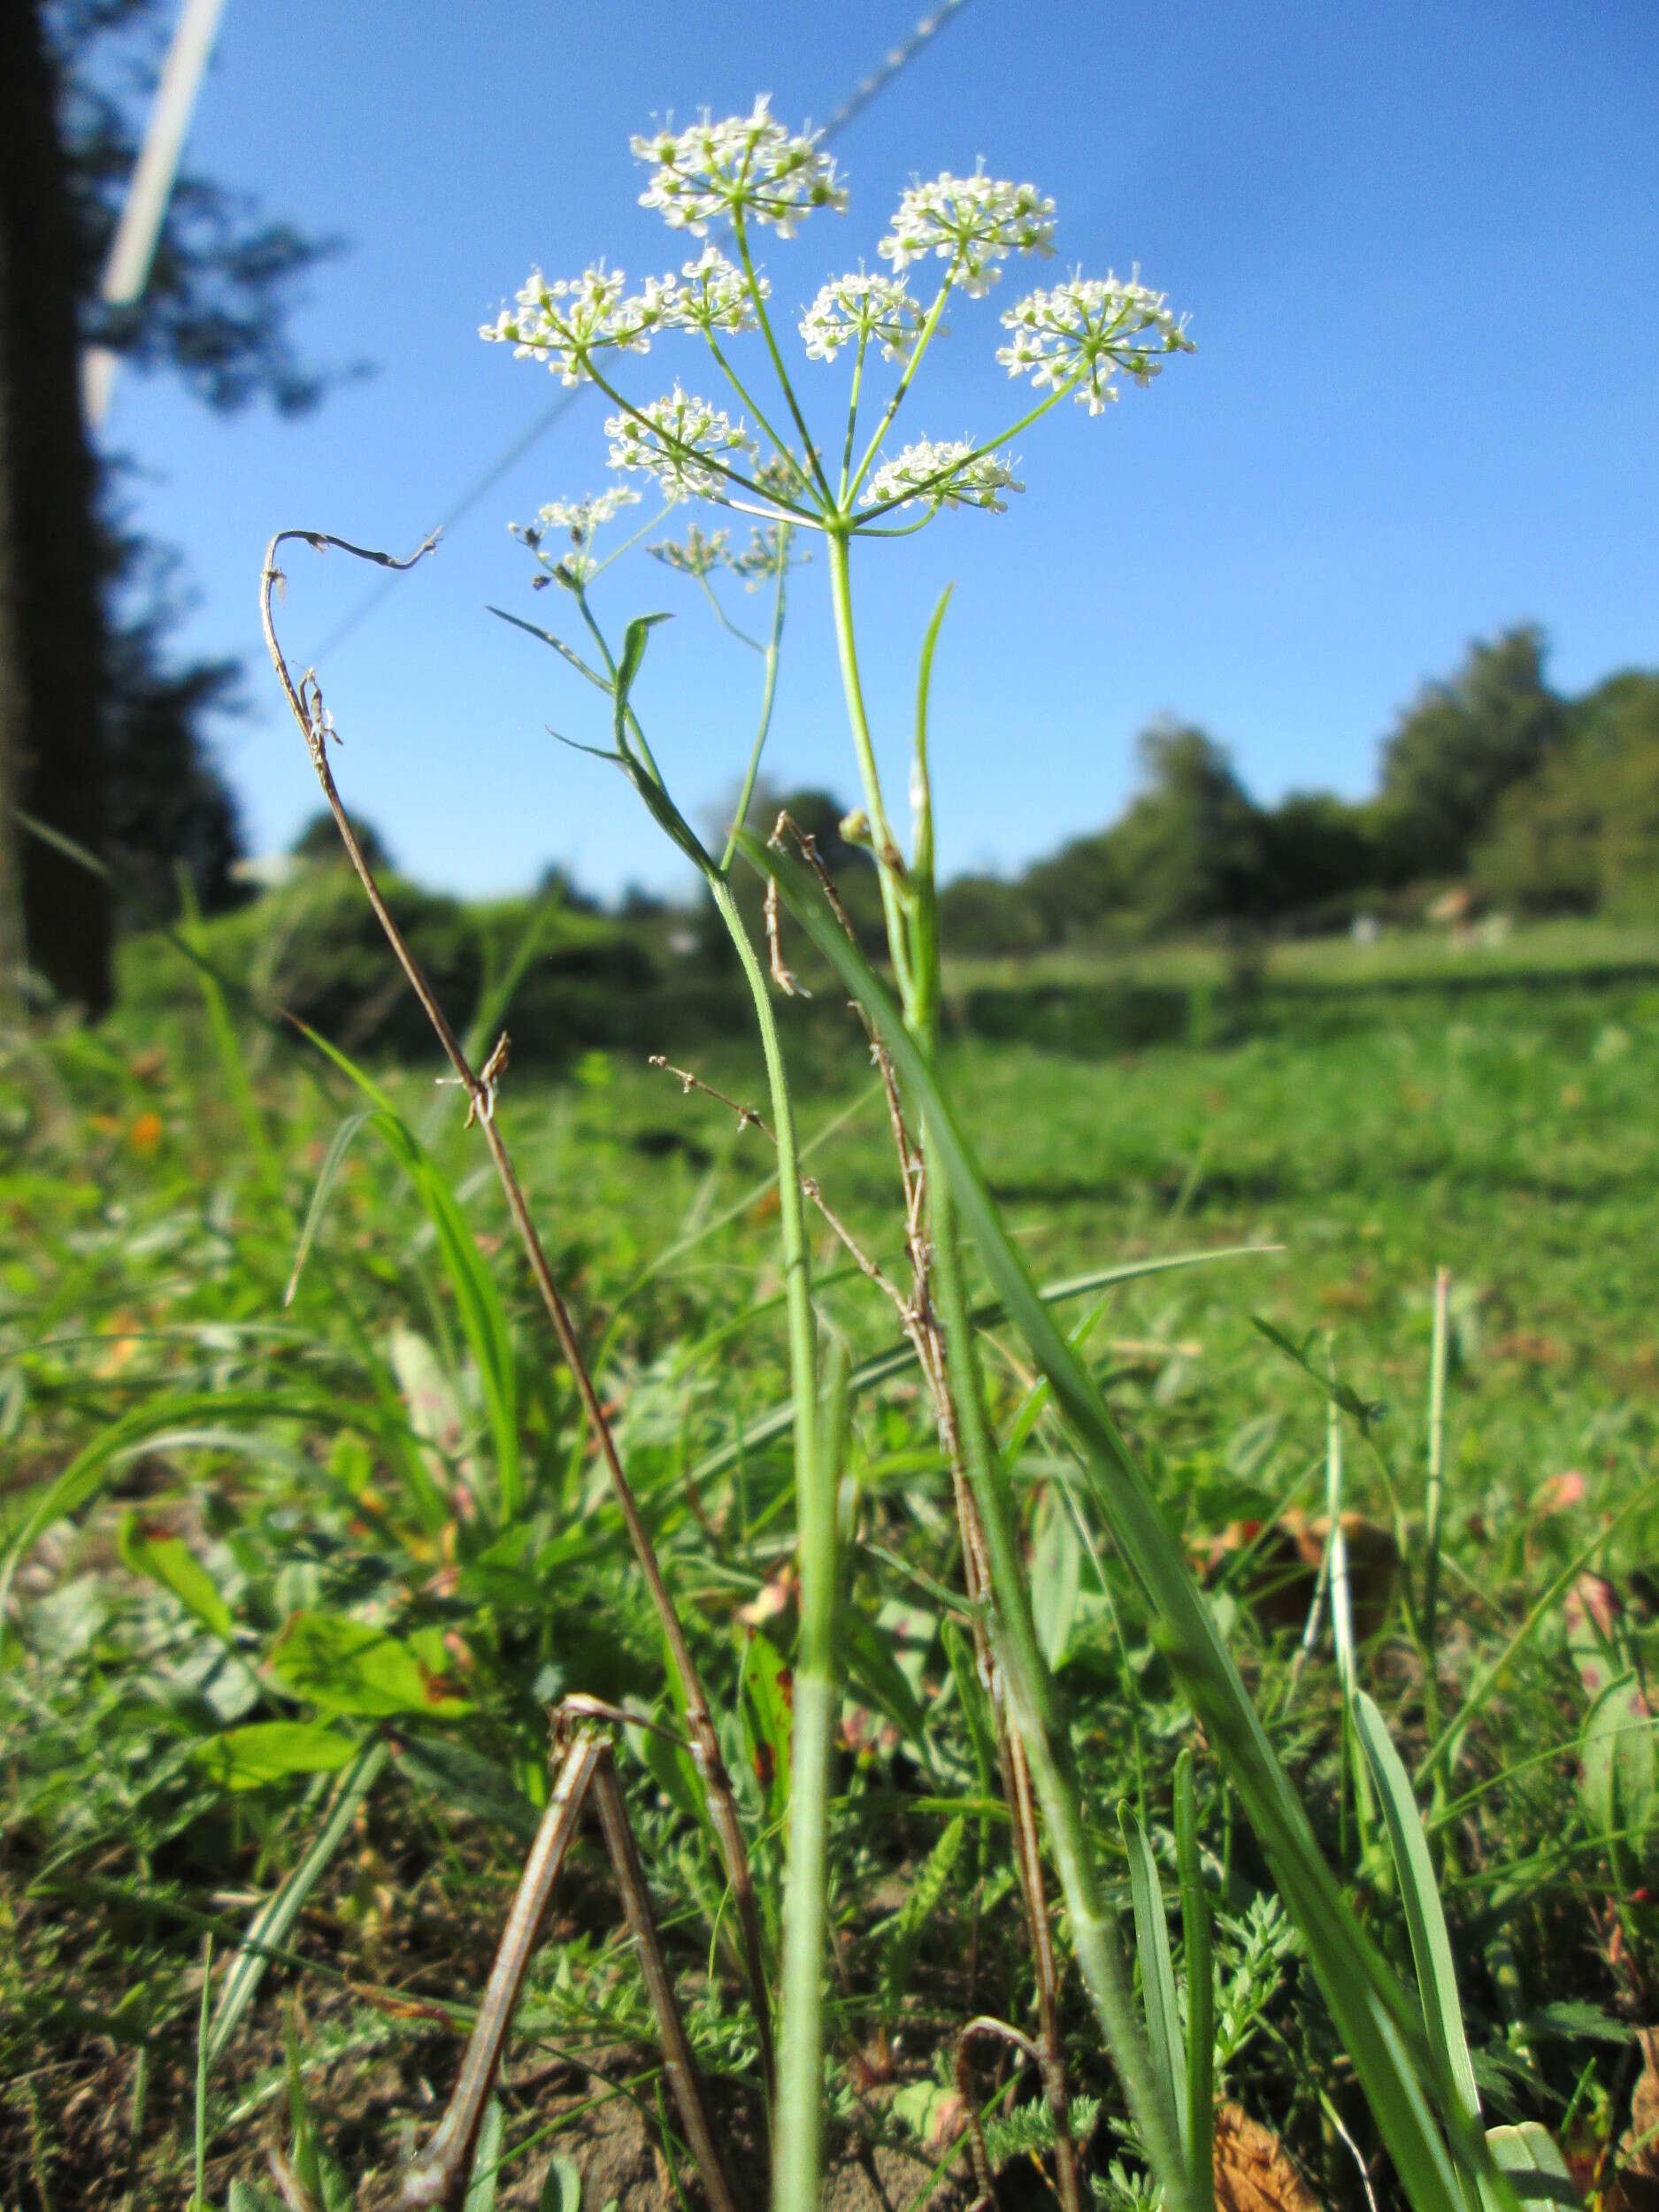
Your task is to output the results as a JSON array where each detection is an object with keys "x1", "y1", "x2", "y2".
[{"x1": 5, "y1": 913, "x2": 1659, "y2": 2210}]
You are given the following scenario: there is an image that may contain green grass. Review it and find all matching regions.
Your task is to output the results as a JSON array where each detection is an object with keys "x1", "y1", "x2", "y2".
[{"x1": 4, "y1": 920, "x2": 1658, "y2": 2208}]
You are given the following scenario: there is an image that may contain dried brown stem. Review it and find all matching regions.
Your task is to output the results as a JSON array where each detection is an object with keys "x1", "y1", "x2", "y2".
[
  {"x1": 592, "y1": 1747, "x2": 741, "y2": 2212},
  {"x1": 649, "y1": 1047, "x2": 913, "y2": 1319},
  {"x1": 953, "y1": 2015, "x2": 1050, "y2": 2212},
  {"x1": 400, "y1": 1719, "x2": 739, "y2": 2212},
  {"x1": 401, "y1": 1726, "x2": 604, "y2": 2209},
  {"x1": 261, "y1": 530, "x2": 773, "y2": 2101}
]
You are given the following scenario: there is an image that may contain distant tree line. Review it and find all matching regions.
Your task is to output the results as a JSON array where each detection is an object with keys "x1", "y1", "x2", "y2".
[{"x1": 934, "y1": 629, "x2": 1659, "y2": 954}]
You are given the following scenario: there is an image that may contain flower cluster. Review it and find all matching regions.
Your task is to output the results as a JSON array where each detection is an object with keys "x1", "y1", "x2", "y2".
[
  {"x1": 654, "y1": 247, "x2": 766, "y2": 336},
  {"x1": 633, "y1": 96, "x2": 848, "y2": 238},
  {"x1": 480, "y1": 265, "x2": 655, "y2": 387},
  {"x1": 648, "y1": 522, "x2": 733, "y2": 578},
  {"x1": 997, "y1": 272, "x2": 1194, "y2": 413},
  {"x1": 606, "y1": 386, "x2": 753, "y2": 503},
  {"x1": 861, "y1": 436, "x2": 1023, "y2": 514},
  {"x1": 511, "y1": 487, "x2": 642, "y2": 586},
  {"x1": 879, "y1": 166, "x2": 1055, "y2": 296},
  {"x1": 798, "y1": 270, "x2": 926, "y2": 364},
  {"x1": 730, "y1": 521, "x2": 806, "y2": 587}
]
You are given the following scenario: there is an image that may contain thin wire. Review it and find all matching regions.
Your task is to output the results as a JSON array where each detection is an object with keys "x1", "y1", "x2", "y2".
[{"x1": 309, "y1": 0, "x2": 976, "y2": 665}]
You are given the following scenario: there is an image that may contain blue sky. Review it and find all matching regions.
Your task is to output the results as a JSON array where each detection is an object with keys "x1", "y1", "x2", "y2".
[{"x1": 101, "y1": 0, "x2": 1658, "y2": 901}]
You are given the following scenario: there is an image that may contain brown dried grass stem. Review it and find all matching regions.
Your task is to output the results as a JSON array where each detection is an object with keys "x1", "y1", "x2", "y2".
[{"x1": 259, "y1": 530, "x2": 773, "y2": 2101}]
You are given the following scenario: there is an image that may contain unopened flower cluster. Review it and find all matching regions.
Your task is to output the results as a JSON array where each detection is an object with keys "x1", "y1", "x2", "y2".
[
  {"x1": 879, "y1": 165, "x2": 1056, "y2": 296},
  {"x1": 633, "y1": 96, "x2": 847, "y2": 237},
  {"x1": 997, "y1": 273, "x2": 1194, "y2": 414},
  {"x1": 648, "y1": 522, "x2": 733, "y2": 579},
  {"x1": 862, "y1": 437, "x2": 1023, "y2": 514}
]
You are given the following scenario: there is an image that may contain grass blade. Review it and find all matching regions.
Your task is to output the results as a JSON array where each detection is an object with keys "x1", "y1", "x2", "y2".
[
  {"x1": 1121, "y1": 1802, "x2": 1189, "y2": 2177},
  {"x1": 740, "y1": 827, "x2": 1471, "y2": 2212},
  {"x1": 207, "y1": 1739, "x2": 388, "y2": 2068},
  {"x1": 1175, "y1": 1749, "x2": 1215, "y2": 2208},
  {"x1": 297, "y1": 1025, "x2": 523, "y2": 1523},
  {"x1": 1353, "y1": 1692, "x2": 1483, "y2": 2138},
  {"x1": 284, "y1": 1107, "x2": 378, "y2": 1307}
]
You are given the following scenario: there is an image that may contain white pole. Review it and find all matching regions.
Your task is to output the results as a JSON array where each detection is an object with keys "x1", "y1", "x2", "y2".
[{"x1": 81, "y1": 0, "x2": 230, "y2": 431}]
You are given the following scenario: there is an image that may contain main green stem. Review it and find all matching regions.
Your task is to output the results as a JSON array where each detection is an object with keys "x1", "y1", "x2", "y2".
[
  {"x1": 826, "y1": 529, "x2": 1194, "y2": 2212},
  {"x1": 699, "y1": 878, "x2": 833, "y2": 2212},
  {"x1": 826, "y1": 529, "x2": 914, "y2": 1005}
]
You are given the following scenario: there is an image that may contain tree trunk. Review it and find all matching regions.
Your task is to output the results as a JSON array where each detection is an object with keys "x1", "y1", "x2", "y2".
[{"x1": 0, "y1": 0, "x2": 112, "y2": 1017}]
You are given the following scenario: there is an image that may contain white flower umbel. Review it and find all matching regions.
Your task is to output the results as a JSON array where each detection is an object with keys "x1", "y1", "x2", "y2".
[
  {"x1": 860, "y1": 436, "x2": 1023, "y2": 514},
  {"x1": 606, "y1": 386, "x2": 754, "y2": 503},
  {"x1": 648, "y1": 522, "x2": 733, "y2": 577},
  {"x1": 511, "y1": 487, "x2": 643, "y2": 585},
  {"x1": 633, "y1": 96, "x2": 848, "y2": 239},
  {"x1": 480, "y1": 264, "x2": 655, "y2": 387},
  {"x1": 799, "y1": 270, "x2": 926, "y2": 364},
  {"x1": 997, "y1": 271, "x2": 1194, "y2": 413},
  {"x1": 879, "y1": 166, "x2": 1056, "y2": 296},
  {"x1": 655, "y1": 247, "x2": 767, "y2": 336}
]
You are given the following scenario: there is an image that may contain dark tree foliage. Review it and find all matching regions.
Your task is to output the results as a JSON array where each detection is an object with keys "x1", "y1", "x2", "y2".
[
  {"x1": 52, "y1": 0, "x2": 348, "y2": 416},
  {"x1": 1376, "y1": 626, "x2": 1564, "y2": 880},
  {"x1": 1023, "y1": 723, "x2": 1264, "y2": 942},
  {"x1": 1475, "y1": 669, "x2": 1659, "y2": 918},
  {"x1": 103, "y1": 526, "x2": 244, "y2": 929},
  {"x1": 291, "y1": 809, "x2": 396, "y2": 876},
  {"x1": 0, "y1": 0, "x2": 112, "y2": 1011},
  {"x1": 1, "y1": 0, "x2": 346, "y2": 1009},
  {"x1": 1257, "y1": 791, "x2": 1380, "y2": 922}
]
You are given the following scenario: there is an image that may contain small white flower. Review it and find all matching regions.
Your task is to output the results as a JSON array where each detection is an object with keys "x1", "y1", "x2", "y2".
[
  {"x1": 654, "y1": 247, "x2": 767, "y2": 336},
  {"x1": 649, "y1": 523, "x2": 733, "y2": 577},
  {"x1": 996, "y1": 270, "x2": 1194, "y2": 412},
  {"x1": 861, "y1": 436, "x2": 1023, "y2": 514},
  {"x1": 511, "y1": 486, "x2": 642, "y2": 584},
  {"x1": 879, "y1": 166, "x2": 1055, "y2": 296},
  {"x1": 798, "y1": 269, "x2": 926, "y2": 363},
  {"x1": 633, "y1": 96, "x2": 848, "y2": 239},
  {"x1": 606, "y1": 385, "x2": 754, "y2": 503},
  {"x1": 480, "y1": 264, "x2": 655, "y2": 385}
]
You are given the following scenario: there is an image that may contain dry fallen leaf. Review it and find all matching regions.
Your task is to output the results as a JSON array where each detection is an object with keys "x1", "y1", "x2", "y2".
[
  {"x1": 1213, "y1": 2101, "x2": 1323, "y2": 2212},
  {"x1": 1609, "y1": 2027, "x2": 1659, "y2": 2212},
  {"x1": 1203, "y1": 1511, "x2": 1399, "y2": 1644}
]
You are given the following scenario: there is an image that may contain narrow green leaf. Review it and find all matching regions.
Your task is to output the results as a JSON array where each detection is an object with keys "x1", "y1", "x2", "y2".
[
  {"x1": 285, "y1": 1107, "x2": 377, "y2": 1306},
  {"x1": 464, "y1": 2097, "x2": 504, "y2": 2212},
  {"x1": 296, "y1": 1025, "x2": 522, "y2": 1523},
  {"x1": 677, "y1": 1245, "x2": 1276, "y2": 1501},
  {"x1": 488, "y1": 603, "x2": 611, "y2": 691},
  {"x1": 1175, "y1": 1749, "x2": 1215, "y2": 2208},
  {"x1": 1121, "y1": 1802, "x2": 1189, "y2": 2173},
  {"x1": 1353, "y1": 1689, "x2": 1486, "y2": 2201},
  {"x1": 0, "y1": 1385, "x2": 419, "y2": 1625},
  {"x1": 615, "y1": 611, "x2": 672, "y2": 726},
  {"x1": 740, "y1": 826, "x2": 1471, "y2": 2212},
  {"x1": 1031, "y1": 1488, "x2": 1081, "y2": 1672},
  {"x1": 208, "y1": 1740, "x2": 388, "y2": 2066}
]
